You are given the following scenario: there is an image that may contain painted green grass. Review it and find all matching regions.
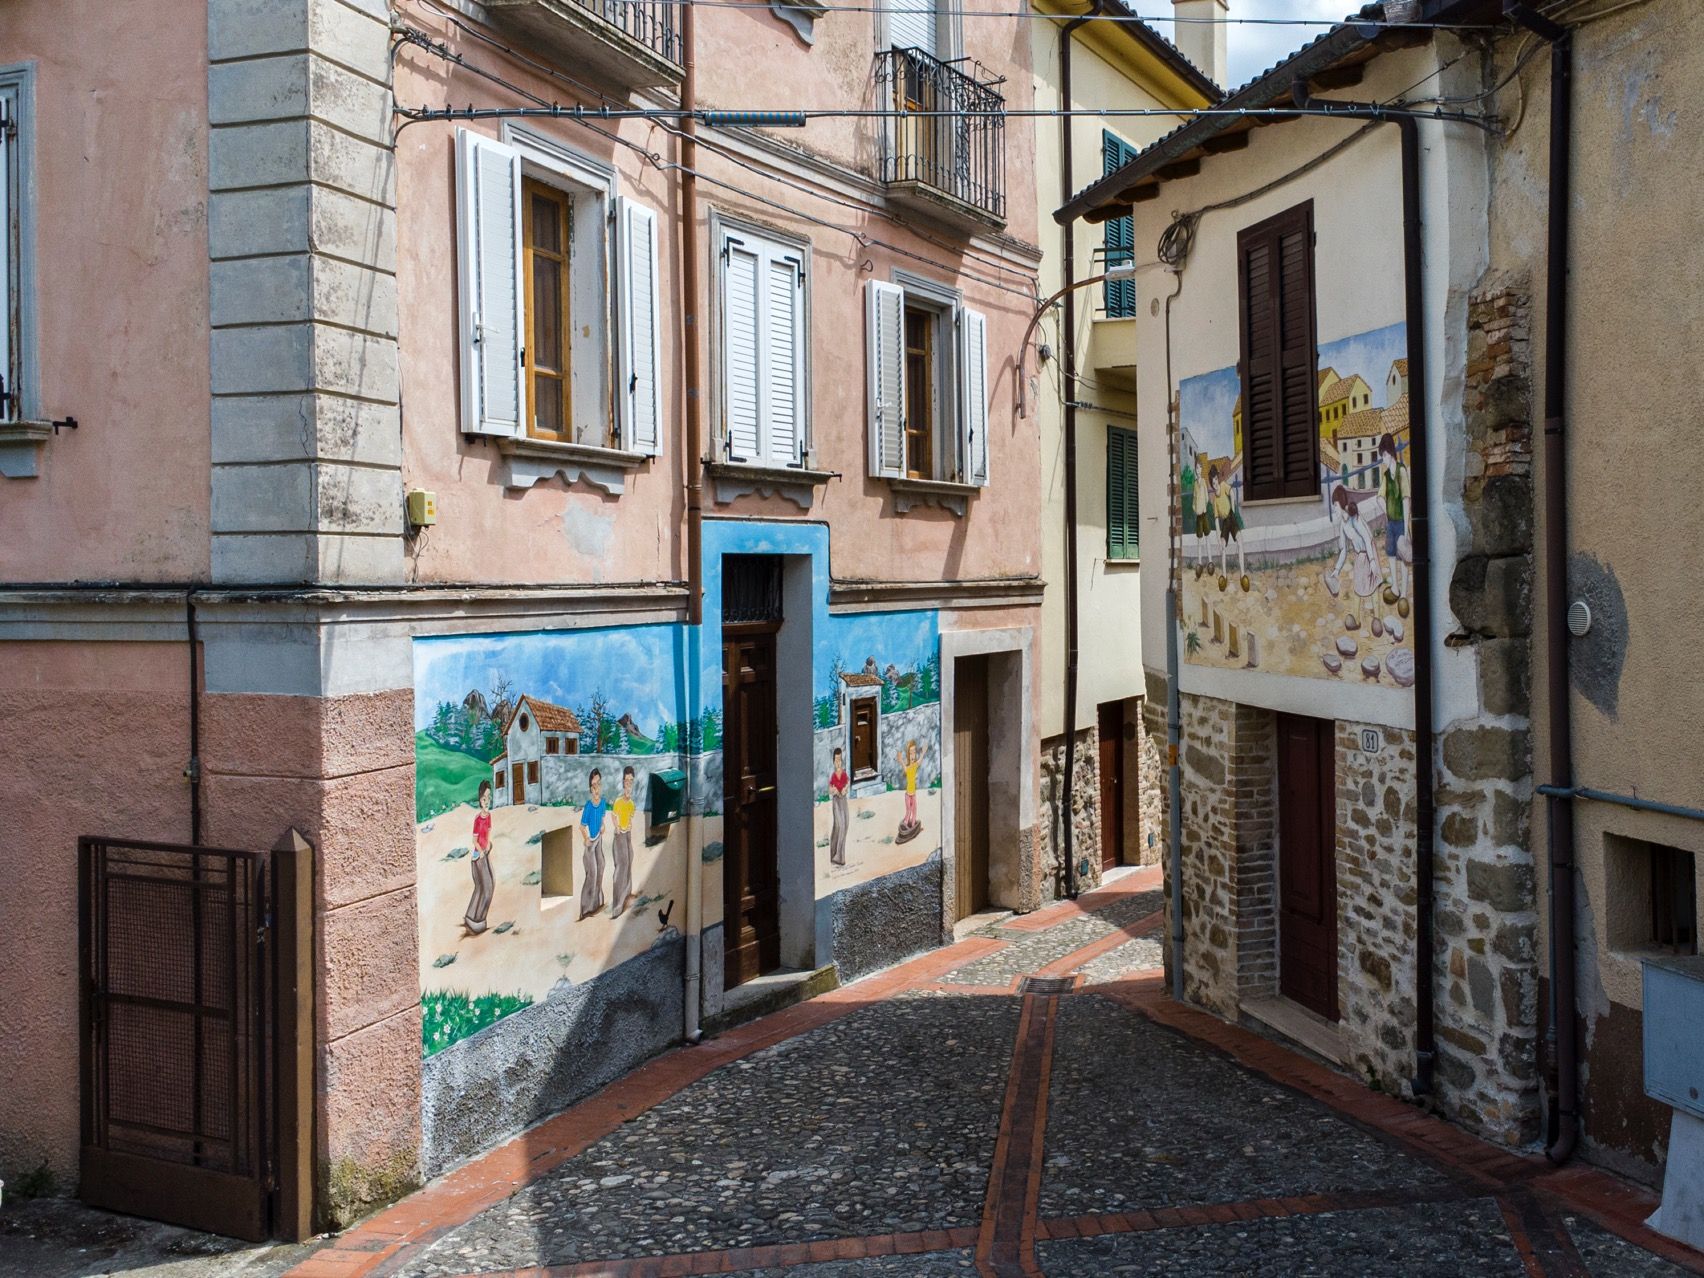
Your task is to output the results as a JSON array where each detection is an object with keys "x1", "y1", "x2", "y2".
[
  {"x1": 421, "y1": 988, "x2": 534, "y2": 1056},
  {"x1": 416, "y1": 733, "x2": 493, "y2": 823}
]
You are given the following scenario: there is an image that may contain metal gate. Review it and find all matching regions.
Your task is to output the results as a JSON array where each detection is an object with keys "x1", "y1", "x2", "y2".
[{"x1": 79, "y1": 837, "x2": 277, "y2": 1241}]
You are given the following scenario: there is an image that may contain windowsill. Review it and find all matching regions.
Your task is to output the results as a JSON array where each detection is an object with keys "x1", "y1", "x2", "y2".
[
  {"x1": 1241, "y1": 492, "x2": 1323, "y2": 510},
  {"x1": 887, "y1": 475, "x2": 979, "y2": 516},
  {"x1": 1092, "y1": 313, "x2": 1138, "y2": 325},
  {"x1": 0, "y1": 420, "x2": 54, "y2": 479},
  {"x1": 497, "y1": 435, "x2": 649, "y2": 494},
  {"x1": 708, "y1": 459, "x2": 834, "y2": 511},
  {"x1": 1102, "y1": 555, "x2": 1142, "y2": 570}
]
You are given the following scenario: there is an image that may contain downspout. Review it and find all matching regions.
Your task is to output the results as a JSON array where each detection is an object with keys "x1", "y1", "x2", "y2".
[
  {"x1": 1162, "y1": 270, "x2": 1185, "y2": 1002},
  {"x1": 185, "y1": 592, "x2": 203, "y2": 846},
  {"x1": 1505, "y1": 0, "x2": 1576, "y2": 1164},
  {"x1": 681, "y1": 0, "x2": 706, "y2": 1044},
  {"x1": 1058, "y1": 1, "x2": 1104, "y2": 900},
  {"x1": 1291, "y1": 86, "x2": 1437, "y2": 1096}
]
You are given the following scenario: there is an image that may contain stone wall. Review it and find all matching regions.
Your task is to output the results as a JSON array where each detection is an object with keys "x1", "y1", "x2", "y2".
[
  {"x1": 1334, "y1": 722, "x2": 1420, "y2": 1091},
  {"x1": 1434, "y1": 275, "x2": 1541, "y2": 1147},
  {"x1": 1039, "y1": 729, "x2": 1101, "y2": 901}
]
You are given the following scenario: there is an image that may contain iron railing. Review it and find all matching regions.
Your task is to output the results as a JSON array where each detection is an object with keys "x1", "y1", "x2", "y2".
[
  {"x1": 875, "y1": 47, "x2": 1006, "y2": 224},
  {"x1": 573, "y1": 0, "x2": 682, "y2": 67}
]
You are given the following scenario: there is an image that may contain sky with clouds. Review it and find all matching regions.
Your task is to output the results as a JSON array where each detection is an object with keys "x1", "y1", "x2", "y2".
[{"x1": 1146, "y1": 0, "x2": 1356, "y2": 89}]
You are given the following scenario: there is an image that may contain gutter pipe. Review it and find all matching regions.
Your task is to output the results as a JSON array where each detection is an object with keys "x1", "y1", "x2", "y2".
[
  {"x1": 1161, "y1": 267, "x2": 1185, "y2": 1001},
  {"x1": 1504, "y1": 0, "x2": 1576, "y2": 1165},
  {"x1": 1291, "y1": 84, "x2": 1437, "y2": 1098},
  {"x1": 1057, "y1": 1, "x2": 1106, "y2": 901},
  {"x1": 681, "y1": 0, "x2": 707, "y2": 1044}
]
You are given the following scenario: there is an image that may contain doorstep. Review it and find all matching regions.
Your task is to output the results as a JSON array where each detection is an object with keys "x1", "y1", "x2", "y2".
[
  {"x1": 954, "y1": 907, "x2": 1015, "y2": 940},
  {"x1": 705, "y1": 965, "x2": 840, "y2": 1036},
  {"x1": 1240, "y1": 994, "x2": 1348, "y2": 1066}
]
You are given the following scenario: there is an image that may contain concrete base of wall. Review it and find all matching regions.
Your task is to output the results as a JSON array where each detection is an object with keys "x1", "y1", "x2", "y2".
[
  {"x1": 420, "y1": 933, "x2": 685, "y2": 1177},
  {"x1": 826, "y1": 852, "x2": 945, "y2": 983}
]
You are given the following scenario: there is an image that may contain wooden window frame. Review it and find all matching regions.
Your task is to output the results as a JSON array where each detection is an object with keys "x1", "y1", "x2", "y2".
[
  {"x1": 1106, "y1": 424, "x2": 1139, "y2": 561},
  {"x1": 527, "y1": 760, "x2": 540, "y2": 785},
  {"x1": 1101, "y1": 131, "x2": 1137, "y2": 319},
  {"x1": 1237, "y1": 200, "x2": 1321, "y2": 503},
  {"x1": 903, "y1": 303, "x2": 936, "y2": 479},
  {"x1": 522, "y1": 176, "x2": 573, "y2": 442},
  {"x1": 545, "y1": 736, "x2": 560, "y2": 755}
]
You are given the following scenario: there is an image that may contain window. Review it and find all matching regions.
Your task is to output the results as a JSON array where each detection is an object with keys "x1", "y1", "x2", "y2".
[
  {"x1": 865, "y1": 278, "x2": 988, "y2": 487},
  {"x1": 545, "y1": 736, "x2": 560, "y2": 755},
  {"x1": 540, "y1": 826, "x2": 574, "y2": 906},
  {"x1": 527, "y1": 760, "x2": 540, "y2": 785},
  {"x1": 519, "y1": 711, "x2": 531, "y2": 732},
  {"x1": 0, "y1": 70, "x2": 34, "y2": 426},
  {"x1": 1106, "y1": 425, "x2": 1139, "y2": 561},
  {"x1": 1607, "y1": 834, "x2": 1698, "y2": 955},
  {"x1": 1102, "y1": 131, "x2": 1137, "y2": 318},
  {"x1": 455, "y1": 128, "x2": 660, "y2": 455},
  {"x1": 495, "y1": 768, "x2": 506, "y2": 790},
  {"x1": 1237, "y1": 201, "x2": 1319, "y2": 502},
  {"x1": 850, "y1": 699, "x2": 879, "y2": 779},
  {"x1": 717, "y1": 224, "x2": 807, "y2": 469},
  {"x1": 888, "y1": 0, "x2": 946, "y2": 57}
]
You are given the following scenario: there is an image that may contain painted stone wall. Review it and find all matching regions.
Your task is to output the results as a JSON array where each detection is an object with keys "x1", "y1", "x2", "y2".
[{"x1": 1178, "y1": 324, "x2": 1418, "y2": 688}]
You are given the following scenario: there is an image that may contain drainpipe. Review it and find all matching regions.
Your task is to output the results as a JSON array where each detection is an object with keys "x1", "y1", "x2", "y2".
[
  {"x1": 681, "y1": 0, "x2": 706, "y2": 1044},
  {"x1": 1162, "y1": 269, "x2": 1185, "y2": 1001},
  {"x1": 1291, "y1": 85, "x2": 1437, "y2": 1097},
  {"x1": 185, "y1": 593, "x2": 203, "y2": 846},
  {"x1": 1505, "y1": 0, "x2": 1576, "y2": 1165},
  {"x1": 1058, "y1": 0, "x2": 1105, "y2": 901}
]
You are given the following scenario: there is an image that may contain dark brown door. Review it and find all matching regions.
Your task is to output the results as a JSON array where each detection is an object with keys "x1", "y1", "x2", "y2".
[
  {"x1": 1097, "y1": 702, "x2": 1124, "y2": 872},
  {"x1": 1277, "y1": 713, "x2": 1338, "y2": 1020},
  {"x1": 723, "y1": 625, "x2": 781, "y2": 989},
  {"x1": 954, "y1": 655, "x2": 991, "y2": 918},
  {"x1": 511, "y1": 763, "x2": 525, "y2": 803}
]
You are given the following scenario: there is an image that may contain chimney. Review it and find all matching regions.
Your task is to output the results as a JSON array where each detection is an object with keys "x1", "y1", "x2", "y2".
[{"x1": 1171, "y1": 0, "x2": 1229, "y2": 88}]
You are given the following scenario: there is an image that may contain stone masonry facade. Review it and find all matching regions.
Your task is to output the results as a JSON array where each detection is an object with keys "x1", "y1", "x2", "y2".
[
  {"x1": 1434, "y1": 276, "x2": 1541, "y2": 1147},
  {"x1": 1041, "y1": 705, "x2": 1162, "y2": 901}
]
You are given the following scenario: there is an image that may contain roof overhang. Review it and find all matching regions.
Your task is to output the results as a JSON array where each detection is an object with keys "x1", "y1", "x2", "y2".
[
  {"x1": 1035, "y1": 0, "x2": 1222, "y2": 106},
  {"x1": 1053, "y1": 0, "x2": 1501, "y2": 226}
]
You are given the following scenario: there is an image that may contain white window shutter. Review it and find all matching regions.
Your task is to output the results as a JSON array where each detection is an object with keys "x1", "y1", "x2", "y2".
[
  {"x1": 866, "y1": 280, "x2": 906, "y2": 479},
  {"x1": 890, "y1": 0, "x2": 937, "y2": 56},
  {"x1": 959, "y1": 306, "x2": 989, "y2": 486},
  {"x1": 722, "y1": 240, "x2": 762, "y2": 462},
  {"x1": 765, "y1": 254, "x2": 803, "y2": 467},
  {"x1": 455, "y1": 129, "x2": 525, "y2": 438},
  {"x1": 0, "y1": 99, "x2": 11, "y2": 422},
  {"x1": 618, "y1": 197, "x2": 662, "y2": 456}
]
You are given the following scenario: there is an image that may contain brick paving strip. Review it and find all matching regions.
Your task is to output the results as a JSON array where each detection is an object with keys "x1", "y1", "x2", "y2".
[{"x1": 287, "y1": 868, "x2": 1704, "y2": 1278}]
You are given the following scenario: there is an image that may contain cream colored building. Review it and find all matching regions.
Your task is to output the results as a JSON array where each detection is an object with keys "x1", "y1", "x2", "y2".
[{"x1": 1030, "y1": 0, "x2": 1217, "y2": 893}]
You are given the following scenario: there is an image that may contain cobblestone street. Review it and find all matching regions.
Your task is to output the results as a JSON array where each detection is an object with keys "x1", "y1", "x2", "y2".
[{"x1": 267, "y1": 868, "x2": 1698, "y2": 1278}]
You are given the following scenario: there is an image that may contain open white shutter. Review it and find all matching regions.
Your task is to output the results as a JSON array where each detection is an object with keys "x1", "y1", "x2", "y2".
[
  {"x1": 959, "y1": 306, "x2": 988, "y2": 486},
  {"x1": 889, "y1": 0, "x2": 937, "y2": 55},
  {"x1": 722, "y1": 239, "x2": 762, "y2": 462},
  {"x1": 0, "y1": 98, "x2": 12, "y2": 423},
  {"x1": 455, "y1": 129, "x2": 525, "y2": 438},
  {"x1": 765, "y1": 253, "x2": 803, "y2": 467},
  {"x1": 866, "y1": 280, "x2": 905, "y2": 479},
  {"x1": 618, "y1": 197, "x2": 661, "y2": 456}
]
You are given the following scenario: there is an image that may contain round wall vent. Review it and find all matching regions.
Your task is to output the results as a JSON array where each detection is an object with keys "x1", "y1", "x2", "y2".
[{"x1": 1567, "y1": 599, "x2": 1592, "y2": 637}]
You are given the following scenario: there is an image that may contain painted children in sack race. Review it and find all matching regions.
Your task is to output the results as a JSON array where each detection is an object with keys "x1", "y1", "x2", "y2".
[
  {"x1": 896, "y1": 739, "x2": 923, "y2": 845},
  {"x1": 464, "y1": 781, "x2": 495, "y2": 934},
  {"x1": 579, "y1": 769, "x2": 609, "y2": 919},
  {"x1": 1328, "y1": 486, "x2": 1384, "y2": 633},
  {"x1": 610, "y1": 766, "x2": 640, "y2": 917},
  {"x1": 1379, "y1": 432, "x2": 1412, "y2": 610}
]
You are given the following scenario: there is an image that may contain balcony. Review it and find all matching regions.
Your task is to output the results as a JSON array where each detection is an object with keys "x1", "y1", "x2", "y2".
[
  {"x1": 485, "y1": 0, "x2": 683, "y2": 90},
  {"x1": 875, "y1": 47, "x2": 1006, "y2": 232}
]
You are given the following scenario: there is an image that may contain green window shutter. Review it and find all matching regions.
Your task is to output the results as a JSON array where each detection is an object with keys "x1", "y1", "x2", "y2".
[
  {"x1": 1102, "y1": 131, "x2": 1137, "y2": 318},
  {"x1": 1107, "y1": 426, "x2": 1139, "y2": 560}
]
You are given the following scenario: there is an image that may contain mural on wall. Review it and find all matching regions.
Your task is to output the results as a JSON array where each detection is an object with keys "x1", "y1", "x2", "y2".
[
  {"x1": 414, "y1": 627, "x2": 690, "y2": 1056},
  {"x1": 810, "y1": 610, "x2": 943, "y2": 896},
  {"x1": 1178, "y1": 322, "x2": 1416, "y2": 686}
]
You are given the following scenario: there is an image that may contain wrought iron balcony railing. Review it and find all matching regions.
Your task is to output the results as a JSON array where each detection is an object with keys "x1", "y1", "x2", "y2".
[
  {"x1": 486, "y1": 0, "x2": 683, "y2": 88},
  {"x1": 572, "y1": 0, "x2": 682, "y2": 67},
  {"x1": 875, "y1": 47, "x2": 1007, "y2": 228}
]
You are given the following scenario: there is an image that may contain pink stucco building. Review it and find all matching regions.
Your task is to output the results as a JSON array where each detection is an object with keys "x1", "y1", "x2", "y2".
[{"x1": 0, "y1": 0, "x2": 1045, "y2": 1235}]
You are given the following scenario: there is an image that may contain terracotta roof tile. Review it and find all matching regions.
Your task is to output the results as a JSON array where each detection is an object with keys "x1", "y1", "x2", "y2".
[{"x1": 505, "y1": 695, "x2": 583, "y2": 735}]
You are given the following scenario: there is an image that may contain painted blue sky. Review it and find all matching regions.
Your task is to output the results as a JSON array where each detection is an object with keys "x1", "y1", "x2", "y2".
[
  {"x1": 414, "y1": 627, "x2": 686, "y2": 734},
  {"x1": 1318, "y1": 323, "x2": 1407, "y2": 410},
  {"x1": 816, "y1": 611, "x2": 938, "y2": 701}
]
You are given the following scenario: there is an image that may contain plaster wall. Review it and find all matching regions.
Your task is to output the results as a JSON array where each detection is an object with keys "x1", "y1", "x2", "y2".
[
  {"x1": 1128, "y1": 44, "x2": 1488, "y2": 733},
  {"x1": 0, "y1": 0, "x2": 212, "y2": 578},
  {"x1": 1486, "y1": 0, "x2": 1704, "y2": 1177}
]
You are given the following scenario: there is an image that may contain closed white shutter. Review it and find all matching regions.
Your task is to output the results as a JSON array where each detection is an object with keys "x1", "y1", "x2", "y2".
[
  {"x1": 455, "y1": 128, "x2": 525, "y2": 437},
  {"x1": 722, "y1": 239, "x2": 761, "y2": 462},
  {"x1": 618, "y1": 197, "x2": 661, "y2": 456},
  {"x1": 0, "y1": 97, "x2": 12, "y2": 423},
  {"x1": 866, "y1": 280, "x2": 906, "y2": 479},
  {"x1": 889, "y1": 0, "x2": 937, "y2": 56},
  {"x1": 765, "y1": 253, "x2": 803, "y2": 467},
  {"x1": 959, "y1": 306, "x2": 988, "y2": 486}
]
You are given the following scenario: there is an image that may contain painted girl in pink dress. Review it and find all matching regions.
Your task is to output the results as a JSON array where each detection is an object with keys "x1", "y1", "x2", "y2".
[{"x1": 828, "y1": 746, "x2": 850, "y2": 867}]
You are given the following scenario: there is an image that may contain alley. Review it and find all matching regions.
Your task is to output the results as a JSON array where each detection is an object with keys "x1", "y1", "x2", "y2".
[{"x1": 283, "y1": 871, "x2": 1698, "y2": 1278}]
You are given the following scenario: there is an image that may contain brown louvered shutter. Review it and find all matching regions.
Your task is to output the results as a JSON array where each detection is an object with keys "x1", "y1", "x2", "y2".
[{"x1": 1238, "y1": 202, "x2": 1320, "y2": 501}]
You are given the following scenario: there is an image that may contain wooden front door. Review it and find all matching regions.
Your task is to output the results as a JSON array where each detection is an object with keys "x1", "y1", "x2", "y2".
[
  {"x1": 1277, "y1": 712, "x2": 1339, "y2": 1020},
  {"x1": 953, "y1": 655, "x2": 990, "y2": 918},
  {"x1": 723, "y1": 625, "x2": 781, "y2": 989},
  {"x1": 1097, "y1": 702, "x2": 1124, "y2": 872},
  {"x1": 511, "y1": 763, "x2": 525, "y2": 804}
]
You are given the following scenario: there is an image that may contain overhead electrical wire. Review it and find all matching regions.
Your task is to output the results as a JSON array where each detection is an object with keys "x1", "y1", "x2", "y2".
[{"x1": 587, "y1": 2, "x2": 1507, "y2": 30}]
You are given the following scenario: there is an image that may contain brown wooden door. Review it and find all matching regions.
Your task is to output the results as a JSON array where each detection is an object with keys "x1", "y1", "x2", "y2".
[
  {"x1": 1097, "y1": 702, "x2": 1124, "y2": 872},
  {"x1": 1277, "y1": 713, "x2": 1338, "y2": 1020},
  {"x1": 954, "y1": 656, "x2": 990, "y2": 918},
  {"x1": 723, "y1": 625, "x2": 781, "y2": 989},
  {"x1": 511, "y1": 763, "x2": 525, "y2": 804}
]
